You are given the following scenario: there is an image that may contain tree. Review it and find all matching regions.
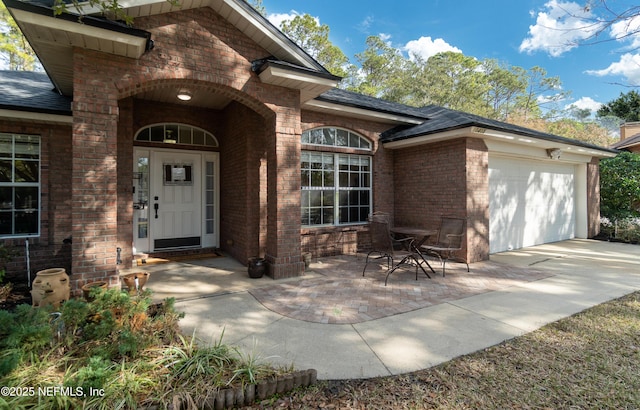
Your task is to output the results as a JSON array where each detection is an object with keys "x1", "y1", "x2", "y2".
[
  {"x1": 597, "y1": 90, "x2": 640, "y2": 122},
  {"x1": 349, "y1": 35, "x2": 409, "y2": 100},
  {"x1": 482, "y1": 59, "x2": 527, "y2": 121},
  {"x1": 0, "y1": 2, "x2": 38, "y2": 70},
  {"x1": 517, "y1": 66, "x2": 567, "y2": 120},
  {"x1": 279, "y1": 13, "x2": 352, "y2": 78},
  {"x1": 577, "y1": 1, "x2": 640, "y2": 47},
  {"x1": 247, "y1": 0, "x2": 265, "y2": 16},
  {"x1": 409, "y1": 52, "x2": 489, "y2": 115},
  {"x1": 600, "y1": 151, "x2": 640, "y2": 221}
]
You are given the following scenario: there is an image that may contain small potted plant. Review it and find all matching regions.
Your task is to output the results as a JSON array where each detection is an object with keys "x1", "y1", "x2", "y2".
[{"x1": 247, "y1": 257, "x2": 266, "y2": 278}]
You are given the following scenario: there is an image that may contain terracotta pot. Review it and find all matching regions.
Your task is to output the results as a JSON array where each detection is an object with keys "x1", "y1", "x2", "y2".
[
  {"x1": 82, "y1": 281, "x2": 108, "y2": 301},
  {"x1": 302, "y1": 252, "x2": 312, "y2": 269},
  {"x1": 120, "y1": 272, "x2": 150, "y2": 294},
  {"x1": 31, "y1": 268, "x2": 70, "y2": 308}
]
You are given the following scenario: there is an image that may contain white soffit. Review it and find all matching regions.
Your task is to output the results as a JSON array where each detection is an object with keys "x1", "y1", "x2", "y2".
[
  {"x1": 11, "y1": 9, "x2": 148, "y2": 58},
  {"x1": 258, "y1": 65, "x2": 339, "y2": 103},
  {"x1": 304, "y1": 100, "x2": 425, "y2": 125},
  {"x1": 0, "y1": 109, "x2": 72, "y2": 124}
]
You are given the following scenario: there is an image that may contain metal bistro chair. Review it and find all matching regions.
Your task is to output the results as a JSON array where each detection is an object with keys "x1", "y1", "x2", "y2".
[
  {"x1": 362, "y1": 215, "x2": 425, "y2": 286},
  {"x1": 420, "y1": 216, "x2": 470, "y2": 277}
]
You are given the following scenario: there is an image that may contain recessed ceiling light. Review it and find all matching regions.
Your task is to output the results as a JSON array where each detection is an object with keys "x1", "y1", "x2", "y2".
[{"x1": 177, "y1": 89, "x2": 192, "y2": 101}]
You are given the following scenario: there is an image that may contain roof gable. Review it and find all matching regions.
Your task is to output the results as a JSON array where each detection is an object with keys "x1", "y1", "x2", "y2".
[{"x1": 3, "y1": 0, "x2": 334, "y2": 97}]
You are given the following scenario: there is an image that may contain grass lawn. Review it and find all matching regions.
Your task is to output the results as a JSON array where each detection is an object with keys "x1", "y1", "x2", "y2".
[{"x1": 255, "y1": 290, "x2": 640, "y2": 409}]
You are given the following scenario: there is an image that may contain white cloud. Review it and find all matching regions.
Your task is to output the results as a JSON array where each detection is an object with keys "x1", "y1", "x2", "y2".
[
  {"x1": 566, "y1": 96, "x2": 602, "y2": 112},
  {"x1": 519, "y1": 0, "x2": 602, "y2": 57},
  {"x1": 358, "y1": 15, "x2": 374, "y2": 32},
  {"x1": 266, "y1": 11, "x2": 319, "y2": 29},
  {"x1": 379, "y1": 33, "x2": 392, "y2": 43},
  {"x1": 610, "y1": 14, "x2": 640, "y2": 49},
  {"x1": 403, "y1": 36, "x2": 462, "y2": 61},
  {"x1": 586, "y1": 53, "x2": 640, "y2": 85}
]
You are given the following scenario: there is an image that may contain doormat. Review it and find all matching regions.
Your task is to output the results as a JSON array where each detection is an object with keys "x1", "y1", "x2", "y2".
[{"x1": 136, "y1": 251, "x2": 223, "y2": 266}]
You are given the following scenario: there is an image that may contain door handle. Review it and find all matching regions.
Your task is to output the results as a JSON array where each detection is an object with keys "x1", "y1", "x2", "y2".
[{"x1": 154, "y1": 203, "x2": 159, "y2": 219}]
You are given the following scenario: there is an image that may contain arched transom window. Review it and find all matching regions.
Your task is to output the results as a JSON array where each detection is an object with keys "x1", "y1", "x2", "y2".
[
  {"x1": 301, "y1": 127, "x2": 372, "y2": 226},
  {"x1": 302, "y1": 127, "x2": 371, "y2": 150},
  {"x1": 135, "y1": 123, "x2": 218, "y2": 147}
]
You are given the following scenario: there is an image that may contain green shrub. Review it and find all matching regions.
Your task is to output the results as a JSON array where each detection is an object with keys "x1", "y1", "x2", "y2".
[
  {"x1": 65, "y1": 356, "x2": 114, "y2": 393},
  {"x1": 0, "y1": 287, "x2": 288, "y2": 409},
  {"x1": 600, "y1": 151, "x2": 640, "y2": 221}
]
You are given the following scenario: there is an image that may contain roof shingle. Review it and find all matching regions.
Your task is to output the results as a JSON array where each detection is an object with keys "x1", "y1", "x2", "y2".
[{"x1": 0, "y1": 70, "x2": 71, "y2": 115}]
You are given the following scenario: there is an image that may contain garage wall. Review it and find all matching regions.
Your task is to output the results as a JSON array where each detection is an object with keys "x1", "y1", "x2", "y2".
[
  {"x1": 393, "y1": 137, "x2": 489, "y2": 263},
  {"x1": 489, "y1": 155, "x2": 577, "y2": 253}
]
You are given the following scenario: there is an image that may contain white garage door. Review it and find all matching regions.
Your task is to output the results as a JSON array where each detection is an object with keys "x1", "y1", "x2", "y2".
[{"x1": 489, "y1": 156, "x2": 576, "y2": 253}]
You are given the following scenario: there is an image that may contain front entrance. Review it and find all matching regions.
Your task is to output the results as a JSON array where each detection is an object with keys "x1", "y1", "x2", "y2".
[{"x1": 133, "y1": 148, "x2": 219, "y2": 254}]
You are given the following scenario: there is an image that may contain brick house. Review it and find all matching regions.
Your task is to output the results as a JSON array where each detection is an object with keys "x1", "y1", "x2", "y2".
[
  {"x1": 1, "y1": 0, "x2": 617, "y2": 293},
  {"x1": 611, "y1": 122, "x2": 640, "y2": 152}
]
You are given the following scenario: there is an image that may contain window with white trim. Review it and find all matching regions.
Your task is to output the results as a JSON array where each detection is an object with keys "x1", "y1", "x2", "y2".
[
  {"x1": 135, "y1": 123, "x2": 218, "y2": 147},
  {"x1": 0, "y1": 133, "x2": 40, "y2": 237},
  {"x1": 301, "y1": 128, "x2": 372, "y2": 226}
]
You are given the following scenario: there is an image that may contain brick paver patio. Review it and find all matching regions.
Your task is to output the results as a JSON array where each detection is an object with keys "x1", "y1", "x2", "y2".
[{"x1": 250, "y1": 255, "x2": 554, "y2": 324}]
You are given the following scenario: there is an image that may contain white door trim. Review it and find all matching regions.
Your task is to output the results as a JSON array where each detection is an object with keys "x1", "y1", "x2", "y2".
[{"x1": 132, "y1": 147, "x2": 219, "y2": 254}]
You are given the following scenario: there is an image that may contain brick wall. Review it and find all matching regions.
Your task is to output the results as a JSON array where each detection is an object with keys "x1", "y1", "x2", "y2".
[
  {"x1": 116, "y1": 98, "x2": 134, "y2": 270},
  {"x1": 464, "y1": 138, "x2": 490, "y2": 262},
  {"x1": 71, "y1": 51, "x2": 120, "y2": 294},
  {"x1": 219, "y1": 101, "x2": 267, "y2": 264},
  {"x1": 393, "y1": 138, "x2": 489, "y2": 264},
  {"x1": 265, "y1": 101, "x2": 305, "y2": 278},
  {"x1": 587, "y1": 157, "x2": 601, "y2": 238}
]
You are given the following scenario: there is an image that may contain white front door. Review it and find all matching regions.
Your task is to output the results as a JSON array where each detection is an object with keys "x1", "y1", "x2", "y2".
[
  {"x1": 152, "y1": 151, "x2": 202, "y2": 250},
  {"x1": 133, "y1": 148, "x2": 219, "y2": 253}
]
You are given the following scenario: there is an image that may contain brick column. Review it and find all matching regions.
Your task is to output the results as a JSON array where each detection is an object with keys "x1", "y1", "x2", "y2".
[
  {"x1": 264, "y1": 107, "x2": 305, "y2": 279},
  {"x1": 465, "y1": 138, "x2": 489, "y2": 263},
  {"x1": 586, "y1": 157, "x2": 601, "y2": 238},
  {"x1": 70, "y1": 81, "x2": 120, "y2": 294}
]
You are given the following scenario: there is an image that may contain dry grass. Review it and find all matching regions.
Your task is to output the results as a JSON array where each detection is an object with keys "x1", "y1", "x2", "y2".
[{"x1": 247, "y1": 291, "x2": 640, "y2": 409}]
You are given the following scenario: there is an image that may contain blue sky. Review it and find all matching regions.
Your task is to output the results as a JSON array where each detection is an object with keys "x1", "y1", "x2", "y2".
[{"x1": 263, "y1": 0, "x2": 640, "y2": 115}]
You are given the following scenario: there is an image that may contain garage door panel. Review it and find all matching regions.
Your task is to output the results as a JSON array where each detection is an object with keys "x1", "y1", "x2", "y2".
[{"x1": 489, "y1": 156, "x2": 575, "y2": 253}]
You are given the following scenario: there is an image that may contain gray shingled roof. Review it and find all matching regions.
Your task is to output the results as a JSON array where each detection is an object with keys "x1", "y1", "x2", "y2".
[
  {"x1": 380, "y1": 104, "x2": 618, "y2": 153},
  {"x1": 0, "y1": 70, "x2": 71, "y2": 115},
  {"x1": 316, "y1": 88, "x2": 430, "y2": 121},
  {"x1": 610, "y1": 133, "x2": 640, "y2": 150},
  {"x1": 318, "y1": 89, "x2": 616, "y2": 153}
]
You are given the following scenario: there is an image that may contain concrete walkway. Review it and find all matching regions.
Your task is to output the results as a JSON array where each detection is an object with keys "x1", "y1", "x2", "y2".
[{"x1": 156, "y1": 239, "x2": 640, "y2": 380}]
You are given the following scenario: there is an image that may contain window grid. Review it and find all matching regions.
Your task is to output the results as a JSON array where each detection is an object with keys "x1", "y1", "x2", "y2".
[
  {"x1": 302, "y1": 127, "x2": 371, "y2": 150},
  {"x1": 205, "y1": 161, "x2": 215, "y2": 234},
  {"x1": 135, "y1": 123, "x2": 218, "y2": 147},
  {"x1": 301, "y1": 151, "x2": 372, "y2": 227},
  {"x1": 0, "y1": 133, "x2": 40, "y2": 237}
]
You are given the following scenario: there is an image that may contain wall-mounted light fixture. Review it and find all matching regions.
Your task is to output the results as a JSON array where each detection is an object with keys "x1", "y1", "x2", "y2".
[
  {"x1": 546, "y1": 148, "x2": 562, "y2": 160},
  {"x1": 177, "y1": 89, "x2": 192, "y2": 101}
]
